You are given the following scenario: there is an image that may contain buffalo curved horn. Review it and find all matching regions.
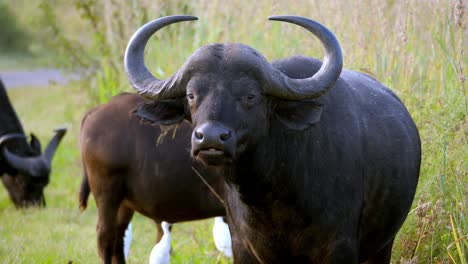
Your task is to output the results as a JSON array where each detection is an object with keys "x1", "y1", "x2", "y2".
[
  {"x1": 2, "y1": 148, "x2": 49, "y2": 177},
  {"x1": 43, "y1": 127, "x2": 67, "y2": 165},
  {"x1": 125, "y1": 15, "x2": 198, "y2": 99},
  {"x1": 266, "y1": 16, "x2": 343, "y2": 100},
  {"x1": 2, "y1": 127, "x2": 67, "y2": 177}
]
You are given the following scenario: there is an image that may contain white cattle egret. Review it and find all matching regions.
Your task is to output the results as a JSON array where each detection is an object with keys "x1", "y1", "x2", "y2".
[
  {"x1": 123, "y1": 222, "x2": 132, "y2": 260},
  {"x1": 212, "y1": 217, "x2": 233, "y2": 258},
  {"x1": 149, "y1": 221, "x2": 172, "y2": 264}
]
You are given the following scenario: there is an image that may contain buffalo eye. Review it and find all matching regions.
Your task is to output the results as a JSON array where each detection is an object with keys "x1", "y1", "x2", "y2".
[
  {"x1": 246, "y1": 94, "x2": 255, "y2": 100},
  {"x1": 241, "y1": 94, "x2": 257, "y2": 108},
  {"x1": 242, "y1": 94, "x2": 256, "y2": 101},
  {"x1": 187, "y1": 93, "x2": 195, "y2": 101}
]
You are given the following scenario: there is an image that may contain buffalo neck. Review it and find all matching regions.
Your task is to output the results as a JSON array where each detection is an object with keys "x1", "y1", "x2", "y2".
[{"x1": 226, "y1": 126, "x2": 317, "y2": 209}]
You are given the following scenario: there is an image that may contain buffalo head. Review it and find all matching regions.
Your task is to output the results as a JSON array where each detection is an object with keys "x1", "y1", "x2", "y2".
[
  {"x1": 0, "y1": 128, "x2": 67, "y2": 207},
  {"x1": 125, "y1": 16, "x2": 342, "y2": 166}
]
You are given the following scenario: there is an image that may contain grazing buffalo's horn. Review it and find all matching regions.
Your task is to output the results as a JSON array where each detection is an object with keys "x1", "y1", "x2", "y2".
[
  {"x1": 125, "y1": 15, "x2": 198, "y2": 99},
  {"x1": 2, "y1": 127, "x2": 67, "y2": 177},
  {"x1": 43, "y1": 127, "x2": 67, "y2": 166},
  {"x1": 267, "y1": 16, "x2": 343, "y2": 100},
  {"x1": 2, "y1": 148, "x2": 49, "y2": 177}
]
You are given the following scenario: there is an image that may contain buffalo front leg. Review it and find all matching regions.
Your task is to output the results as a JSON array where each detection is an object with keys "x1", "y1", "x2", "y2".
[
  {"x1": 327, "y1": 238, "x2": 359, "y2": 264},
  {"x1": 112, "y1": 206, "x2": 134, "y2": 263},
  {"x1": 362, "y1": 239, "x2": 394, "y2": 264},
  {"x1": 230, "y1": 232, "x2": 260, "y2": 264},
  {"x1": 155, "y1": 221, "x2": 163, "y2": 243}
]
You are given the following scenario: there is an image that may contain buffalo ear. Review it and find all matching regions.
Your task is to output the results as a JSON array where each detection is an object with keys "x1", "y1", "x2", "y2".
[
  {"x1": 30, "y1": 133, "x2": 42, "y2": 155},
  {"x1": 273, "y1": 100, "x2": 322, "y2": 130},
  {"x1": 133, "y1": 99, "x2": 188, "y2": 125}
]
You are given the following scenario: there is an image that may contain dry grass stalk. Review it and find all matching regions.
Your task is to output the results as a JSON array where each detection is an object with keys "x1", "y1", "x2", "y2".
[{"x1": 454, "y1": 0, "x2": 466, "y2": 113}]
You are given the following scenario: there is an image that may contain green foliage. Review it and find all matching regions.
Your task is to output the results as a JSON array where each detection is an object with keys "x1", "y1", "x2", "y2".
[{"x1": 0, "y1": 2, "x2": 31, "y2": 52}]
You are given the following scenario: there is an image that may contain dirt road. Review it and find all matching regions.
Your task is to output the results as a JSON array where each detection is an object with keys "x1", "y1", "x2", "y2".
[{"x1": 0, "y1": 69, "x2": 80, "y2": 88}]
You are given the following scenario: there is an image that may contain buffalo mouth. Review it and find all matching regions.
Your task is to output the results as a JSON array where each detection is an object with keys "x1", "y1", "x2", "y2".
[{"x1": 194, "y1": 147, "x2": 232, "y2": 166}]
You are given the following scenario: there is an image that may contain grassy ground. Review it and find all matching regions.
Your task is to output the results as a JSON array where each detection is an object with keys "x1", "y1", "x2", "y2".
[{"x1": 0, "y1": 0, "x2": 466, "y2": 263}]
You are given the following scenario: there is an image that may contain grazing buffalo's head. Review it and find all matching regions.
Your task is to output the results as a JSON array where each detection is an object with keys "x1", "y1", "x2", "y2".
[
  {"x1": 0, "y1": 128, "x2": 67, "y2": 207},
  {"x1": 125, "y1": 16, "x2": 342, "y2": 166}
]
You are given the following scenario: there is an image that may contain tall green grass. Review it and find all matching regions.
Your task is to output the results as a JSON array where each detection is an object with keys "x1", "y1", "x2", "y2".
[{"x1": 0, "y1": 0, "x2": 466, "y2": 263}]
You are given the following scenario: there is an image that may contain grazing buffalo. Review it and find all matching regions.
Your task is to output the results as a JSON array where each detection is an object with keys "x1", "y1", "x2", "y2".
[
  {"x1": 124, "y1": 16, "x2": 421, "y2": 263},
  {"x1": 79, "y1": 93, "x2": 225, "y2": 263},
  {"x1": 0, "y1": 78, "x2": 67, "y2": 207}
]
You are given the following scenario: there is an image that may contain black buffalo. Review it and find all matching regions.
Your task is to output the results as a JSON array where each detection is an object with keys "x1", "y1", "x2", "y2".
[
  {"x1": 0, "y1": 78, "x2": 67, "y2": 207},
  {"x1": 79, "y1": 93, "x2": 225, "y2": 263},
  {"x1": 124, "y1": 16, "x2": 421, "y2": 263}
]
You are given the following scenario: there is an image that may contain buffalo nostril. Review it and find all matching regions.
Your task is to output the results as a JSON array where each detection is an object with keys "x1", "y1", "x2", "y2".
[
  {"x1": 220, "y1": 131, "x2": 231, "y2": 142},
  {"x1": 195, "y1": 131, "x2": 204, "y2": 140}
]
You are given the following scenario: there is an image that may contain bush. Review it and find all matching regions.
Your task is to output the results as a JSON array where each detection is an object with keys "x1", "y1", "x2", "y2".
[{"x1": 0, "y1": 2, "x2": 31, "y2": 53}]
